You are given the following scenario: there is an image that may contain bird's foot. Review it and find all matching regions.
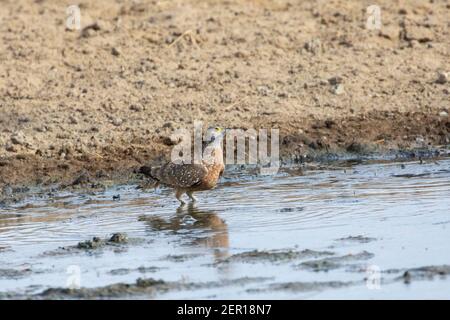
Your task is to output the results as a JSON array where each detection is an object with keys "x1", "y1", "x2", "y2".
[{"x1": 187, "y1": 192, "x2": 197, "y2": 202}]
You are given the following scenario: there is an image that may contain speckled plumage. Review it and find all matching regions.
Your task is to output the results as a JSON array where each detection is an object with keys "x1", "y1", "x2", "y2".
[{"x1": 142, "y1": 128, "x2": 225, "y2": 204}]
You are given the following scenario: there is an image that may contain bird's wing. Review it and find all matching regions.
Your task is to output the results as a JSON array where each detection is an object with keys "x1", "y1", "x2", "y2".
[{"x1": 153, "y1": 162, "x2": 208, "y2": 188}]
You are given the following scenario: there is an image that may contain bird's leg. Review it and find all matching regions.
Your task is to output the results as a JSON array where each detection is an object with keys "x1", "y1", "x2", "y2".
[
  {"x1": 175, "y1": 189, "x2": 186, "y2": 205},
  {"x1": 187, "y1": 191, "x2": 197, "y2": 202}
]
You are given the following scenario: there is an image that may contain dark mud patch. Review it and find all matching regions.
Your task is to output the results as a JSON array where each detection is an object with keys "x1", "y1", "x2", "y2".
[
  {"x1": 0, "y1": 152, "x2": 450, "y2": 210},
  {"x1": 392, "y1": 173, "x2": 433, "y2": 178},
  {"x1": 248, "y1": 280, "x2": 356, "y2": 294},
  {"x1": 296, "y1": 251, "x2": 375, "y2": 272},
  {"x1": 397, "y1": 265, "x2": 450, "y2": 284},
  {"x1": 336, "y1": 235, "x2": 377, "y2": 244},
  {"x1": 277, "y1": 207, "x2": 305, "y2": 213},
  {"x1": 108, "y1": 266, "x2": 165, "y2": 276},
  {"x1": 30, "y1": 277, "x2": 273, "y2": 299},
  {"x1": 40, "y1": 233, "x2": 145, "y2": 257},
  {"x1": 163, "y1": 253, "x2": 204, "y2": 263},
  {"x1": 76, "y1": 232, "x2": 129, "y2": 249},
  {"x1": 216, "y1": 249, "x2": 334, "y2": 265},
  {"x1": 0, "y1": 268, "x2": 32, "y2": 279}
]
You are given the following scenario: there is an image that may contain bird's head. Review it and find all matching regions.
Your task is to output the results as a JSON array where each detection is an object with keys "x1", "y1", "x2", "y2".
[{"x1": 204, "y1": 126, "x2": 225, "y2": 146}]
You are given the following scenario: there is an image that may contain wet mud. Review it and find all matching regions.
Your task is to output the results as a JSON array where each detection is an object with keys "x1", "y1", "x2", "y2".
[{"x1": 1, "y1": 158, "x2": 450, "y2": 299}]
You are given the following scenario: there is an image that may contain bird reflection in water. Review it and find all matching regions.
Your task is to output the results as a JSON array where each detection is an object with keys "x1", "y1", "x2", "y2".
[{"x1": 140, "y1": 203, "x2": 229, "y2": 261}]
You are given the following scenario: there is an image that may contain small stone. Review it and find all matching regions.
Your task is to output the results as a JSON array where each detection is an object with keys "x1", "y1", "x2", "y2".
[
  {"x1": 111, "y1": 47, "x2": 121, "y2": 56},
  {"x1": 69, "y1": 116, "x2": 78, "y2": 124},
  {"x1": 34, "y1": 126, "x2": 47, "y2": 133},
  {"x1": 162, "y1": 122, "x2": 173, "y2": 129},
  {"x1": 77, "y1": 237, "x2": 103, "y2": 249},
  {"x1": 10, "y1": 132, "x2": 26, "y2": 146},
  {"x1": 81, "y1": 22, "x2": 101, "y2": 38},
  {"x1": 234, "y1": 50, "x2": 250, "y2": 58},
  {"x1": 5, "y1": 144, "x2": 17, "y2": 152},
  {"x1": 109, "y1": 233, "x2": 127, "y2": 243},
  {"x1": 257, "y1": 85, "x2": 270, "y2": 96},
  {"x1": 408, "y1": 40, "x2": 420, "y2": 48},
  {"x1": 130, "y1": 104, "x2": 143, "y2": 112},
  {"x1": 328, "y1": 76, "x2": 343, "y2": 85},
  {"x1": 56, "y1": 133, "x2": 70, "y2": 139},
  {"x1": 112, "y1": 118, "x2": 123, "y2": 126},
  {"x1": 161, "y1": 135, "x2": 177, "y2": 146},
  {"x1": 331, "y1": 84, "x2": 345, "y2": 95},
  {"x1": 304, "y1": 39, "x2": 322, "y2": 54},
  {"x1": 18, "y1": 116, "x2": 30, "y2": 123},
  {"x1": 436, "y1": 71, "x2": 448, "y2": 84},
  {"x1": 439, "y1": 111, "x2": 448, "y2": 117},
  {"x1": 415, "y1": 135, "x2": 425, "y2": 144}
]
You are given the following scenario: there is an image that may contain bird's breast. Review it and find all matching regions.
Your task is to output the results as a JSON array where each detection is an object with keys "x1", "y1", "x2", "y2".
[{"x1": 196, "y1": 164, "x2": 224, "y2": 190}]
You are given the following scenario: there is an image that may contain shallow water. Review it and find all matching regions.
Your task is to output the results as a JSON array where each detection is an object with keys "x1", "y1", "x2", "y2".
[{"x1": 0, "y1": 158, "x2": 449, "y2": 299}]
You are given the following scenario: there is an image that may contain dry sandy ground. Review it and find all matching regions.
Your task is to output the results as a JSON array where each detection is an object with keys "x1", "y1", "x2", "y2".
[{"x1": 0, "y1": 0, "x2": 449, "y2": 188}]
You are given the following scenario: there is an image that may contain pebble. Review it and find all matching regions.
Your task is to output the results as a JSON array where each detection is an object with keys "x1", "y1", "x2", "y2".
[
  {"x1": 34, "y1": 126, "x2": 47, "y2": 133},
  {"x1": 5, "y1": 143, "x2": 17, "y2": 152},
  {"x1": 109, "y1": 233, "x2": 127, "y2": 243},
  {"x1": 436, "y1": 71, "x2": 448, "y2": 84},
  {"x1": 10, "y1": 132, "x2": 26, "y2": 146},
  {"x1": 162, "y1": 122, "x2": 173, "y2": 129},
  {"x1": 69, "y1": 116, "x2": 78, "y2": 124},
  {"x1": 331, "y1": 84, "x2": 345, "y2": 95},
  {"x1": 234, "y1": 50, "x2": 250, "y2": 58},
  {"x1": 81, "y1": 22, "x2": 101, "y2": 38},
  {"x1": 130, "y1": 104, "x2": 143, "y2": 112},
  {"x1": 415, "y1": 136, "x2": 425, "y2": 143},
  {"x1": 56, "y1": 133, "x2": 70, "y2": 139},
  {"x1": 111, "y1": 47, "x2": 121, "y2": 56},
  {"x1": 439, "y1": 111, "x2": 448, "y2": 117},
  {"x1": 257, "y1": 86, "x2": 270, "y2": 96},
  {"x1": 328, "y1": 76, "x2": 343, "y2": 85},
  {"x1": 161, "y1": 135, "x2": 177, "y2": 146},
  {"x1": 304, "y1": 39, "x2": 322, "y2": 54},
  {"x1": 112, "y1": 118, "x2": 123, "y2": 126},
  {"x1": 18, "y1": 116, "x2": 30, "y2": 123}
]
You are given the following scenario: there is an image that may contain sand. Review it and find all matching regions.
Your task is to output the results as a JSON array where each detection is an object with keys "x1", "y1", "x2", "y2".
[{"x1": 0, "y1": 0, "x2": 449, "y2": 187}]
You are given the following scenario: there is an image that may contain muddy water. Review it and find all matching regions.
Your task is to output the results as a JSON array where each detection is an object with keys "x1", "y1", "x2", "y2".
[{"x1": 0, "y1": 159, "x2": 449, "y2": 299}]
